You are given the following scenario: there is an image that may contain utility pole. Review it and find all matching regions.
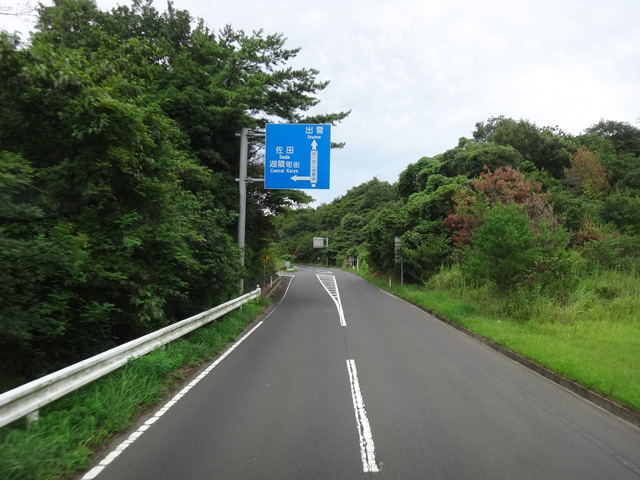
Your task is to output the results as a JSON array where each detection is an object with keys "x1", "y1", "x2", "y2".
[
  {"x1": 237, "y1": 128, "x2": 248, "y2": 294},
  {"x1": 236, "y1": 128, "x2": 265, "y2": 294}
]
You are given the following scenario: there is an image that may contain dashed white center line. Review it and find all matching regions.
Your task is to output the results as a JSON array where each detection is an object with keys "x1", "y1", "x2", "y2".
[{"x1": 346, "y1": 359, "x2": 379, "y2": 473}]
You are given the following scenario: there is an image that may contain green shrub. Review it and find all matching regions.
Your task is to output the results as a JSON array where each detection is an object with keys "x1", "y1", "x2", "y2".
[
  {"x1": 425, "y1": 264, "x2": 466, "y2": 291},
  {"x1": 462, "y1": 202, "x2": 539, "y2": 291},
  {"x1": 581, "y1": 234, "x2": 640, "y2": 272},
  {"x1": 461, "y1": 201, "x2": 573, "y2": 294}
]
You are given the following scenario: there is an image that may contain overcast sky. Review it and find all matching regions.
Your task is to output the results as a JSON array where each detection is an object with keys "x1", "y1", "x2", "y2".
[{"x1": 2, "y1": 0, "x2": 639, "y2": 205}]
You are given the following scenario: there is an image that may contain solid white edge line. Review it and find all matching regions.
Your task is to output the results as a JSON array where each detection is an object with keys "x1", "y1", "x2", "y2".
[
  {"x1": 316, "y1": 274, "x2": 347, "y2": 326},
  {"x1": 346, "y1": 359, "x2": 379, "y2": 473},
  {"x1": 82, "y1": 320, "x2": 265, "y2": 480},
  {"x1": 262, "y1": 275, "x2": 295, "y2": 322}
]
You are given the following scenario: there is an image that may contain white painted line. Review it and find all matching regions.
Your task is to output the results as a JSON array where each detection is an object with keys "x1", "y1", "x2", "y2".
[
  {"x1": 82, "y1": 320, "x2": 265, "y2": 479},
  {"x1": 346, "y1": 359, "x2": 379, "y2": 473},
  {"x1": 82, "y1": 465, "x2": 104, "y2": 479},
  {"x1": 316, "y1": 274, "x2": 346, "y2": 326}
]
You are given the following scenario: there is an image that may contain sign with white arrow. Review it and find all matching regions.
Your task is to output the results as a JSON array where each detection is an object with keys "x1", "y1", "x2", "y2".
[{"x1": 264, "y1": 124, "x2": 331, "y2": 189}]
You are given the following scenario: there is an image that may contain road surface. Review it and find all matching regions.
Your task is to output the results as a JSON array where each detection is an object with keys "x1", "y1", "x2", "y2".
[{"x1": 83, "y1": 266, "x2": 640, "y2": 479}]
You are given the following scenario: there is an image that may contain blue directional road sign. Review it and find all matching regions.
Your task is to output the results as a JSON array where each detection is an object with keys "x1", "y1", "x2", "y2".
[{"x1": 264, "y1": 123, "x2": 331, "y2": 189}]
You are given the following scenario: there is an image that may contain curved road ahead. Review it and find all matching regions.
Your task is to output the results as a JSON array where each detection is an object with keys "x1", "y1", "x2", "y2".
[{"x1": 83, "y1": 266, "x2": 640, "y2": 479}]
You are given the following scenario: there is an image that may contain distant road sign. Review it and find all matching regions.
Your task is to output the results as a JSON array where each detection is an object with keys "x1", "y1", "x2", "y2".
[
  {"x1": 313, "y1": 237, "x2": 328, "y2": 248},
  {"x1": 261, "y1": 253, "x2": 270, "y2": 263},
  {"x1": 394, "y1": 237, "x2": 402, "y2": 264},
  {"x1": 265, "y1": 124, "x2": 331, "y2": 189}
]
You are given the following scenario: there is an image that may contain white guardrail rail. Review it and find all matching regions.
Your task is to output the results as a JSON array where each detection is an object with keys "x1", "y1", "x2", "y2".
[{"x1": 0, "y1": 287, "x2": 261, "y2": 428}]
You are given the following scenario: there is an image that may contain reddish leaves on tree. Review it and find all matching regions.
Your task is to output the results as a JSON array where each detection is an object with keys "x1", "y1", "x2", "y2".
[
  {"x1": 564, "y1": 147, "x2": 610, "y2": 200},
  {"x1": 445, "y1": 165, "x2": 554, "y2": 248},
  {"x1": 445, "y1": 187, "x2": 484, "y2": 248}
]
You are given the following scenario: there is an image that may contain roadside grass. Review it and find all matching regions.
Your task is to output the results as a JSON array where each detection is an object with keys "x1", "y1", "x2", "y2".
[
  {"x1": 358, "y1": 266, "x2": 640, "y2": 414},
  {"x1": 0, "y1": 298, "x2": 268, "y2": 480}
]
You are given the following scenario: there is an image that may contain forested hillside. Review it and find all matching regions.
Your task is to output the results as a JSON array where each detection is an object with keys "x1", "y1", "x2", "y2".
[
  {"x1": 275, "y1": 116, "x2": 640, "y2": 286},
  {"x1": 0, "y1": 0, "x2": 348, "y2": 390}
]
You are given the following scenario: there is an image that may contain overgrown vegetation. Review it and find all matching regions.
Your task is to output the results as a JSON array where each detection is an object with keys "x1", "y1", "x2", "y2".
[
  {"x1": 0, "y1": 0, "x2": 348, "y2": 389},
  {"x1": 0, "y1": 298, "x2": 267, "y2": 480}
]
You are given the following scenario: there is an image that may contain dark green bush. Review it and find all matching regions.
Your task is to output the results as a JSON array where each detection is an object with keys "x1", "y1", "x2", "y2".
[{"x1": 581, "y1": 234, "x2": 640, "y2": 272}]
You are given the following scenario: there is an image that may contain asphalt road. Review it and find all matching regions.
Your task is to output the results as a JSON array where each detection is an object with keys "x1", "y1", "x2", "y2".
[{"x1": 84, "y1": 266, "x2": 640, "y2": 480}]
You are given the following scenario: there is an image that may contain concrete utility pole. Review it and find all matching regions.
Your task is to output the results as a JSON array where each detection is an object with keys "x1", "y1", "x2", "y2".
[
  {"x1": 237, "y1": 128, "x2": 248, "y2": 294},
  {"x1": 237, "y1": 128, "x2": 265, "y2": 294}
]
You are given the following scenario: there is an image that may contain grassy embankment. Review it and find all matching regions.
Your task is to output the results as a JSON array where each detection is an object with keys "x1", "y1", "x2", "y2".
[
  {"x1": 0, "y1": 298, "x2": 268, "y2": 480},
  {"x1": 358, "y1": 264, "x2": 640, "y2": 414}
]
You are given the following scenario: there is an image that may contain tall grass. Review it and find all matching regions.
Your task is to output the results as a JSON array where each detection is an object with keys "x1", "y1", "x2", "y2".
[{"x1": 0, "y1": 299, "x2": 267, "y2": 480}]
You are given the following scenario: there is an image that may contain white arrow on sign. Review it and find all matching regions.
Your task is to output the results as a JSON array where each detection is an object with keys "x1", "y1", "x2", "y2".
[
  {"x1": 310, "y1": 140, "x2": 318, "y2": 187},
  {"x1": 291, "y1": 175, "x2": 311, "y2": 182}
]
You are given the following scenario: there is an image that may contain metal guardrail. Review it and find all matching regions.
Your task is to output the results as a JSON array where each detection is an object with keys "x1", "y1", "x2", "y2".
[{"x1": 0, "y1": 288, "x2": 261, "y2": 428}]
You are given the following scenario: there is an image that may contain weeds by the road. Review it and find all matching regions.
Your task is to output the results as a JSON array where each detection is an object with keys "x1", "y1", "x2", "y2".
[
  {"x1": 0, "y1": 298, "x2": 267, "y2": 480},
  {"x1": 359, "y1": 265, "x2": 640, "y2": 414}
]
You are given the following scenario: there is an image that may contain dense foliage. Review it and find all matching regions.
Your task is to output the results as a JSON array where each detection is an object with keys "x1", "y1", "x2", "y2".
[
  {"x1": 274, "y1": 115, "x2": 640, "y2": 292},
  {"x1": 0, "y1": 0, "x2": 348, "y2": 388}
]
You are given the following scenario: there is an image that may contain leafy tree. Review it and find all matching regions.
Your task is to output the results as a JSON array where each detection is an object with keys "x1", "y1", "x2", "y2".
[
  {"x1": 0, "y1": 151, "x2": 87, "y2": 381},
  {"x1": 581, "y1": 233, "x2": 640, "y2": 272},
  {"x1": 396, "y1": 155, "x2": 443, "y2": 199},
  {"x1": 276, "y1": 178, "x2": 398, "y2": 266},
  {"x1": 573, "y1": 216, "x2": 608, "y2": 246},
  {"x1": 445, "y1": 166, "x2": 556, "y2": 247},
  {"x1": 324, "y1": 178, "x2": 398, "y2": 228},
  {"x1": 362, "y1": 208, "x2": 402, "y2": 272},
  {"x1": 281, "y1": 208, "x2": 321, "y2": 238},
  {"x1": 584, "y1": 119, "x2": 640, "y2": 158},
  {"x1": 462, "y1": 202, "x2": 539, "y2": 291},
  {"x1": 441, "y1": 143, "x2": 524, "y2": 178},
  {"x1": 563, "y1": 147, "x2": 610, "y2": 200},
  {"x1": 400, "y1": 223, "x2": 450, "y2": 282},
  {"x1": 330, "y1": 213, "x2": 368, "y2": 265},
  {"x1": 397, "y1": 177, "x2": 467, "y2": 280},
  {"x1": 444, "y1": 187, "x2": 485, "y2": 248},
  {"x1": 472, "y1": 116, "x2": 575, "y2": 177},
  {"x1": 0, "y1": 32, "x2": 229, "y2": 375},
  {"x1": 599, "y1": 190, "x2": 640, "y2": 236},
  {"x1": 462, "y1": 202, "x2": 568, "y2": 292},
  {"x1": 576, "y1": 132, "x2": 640, "y2": 192}
]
